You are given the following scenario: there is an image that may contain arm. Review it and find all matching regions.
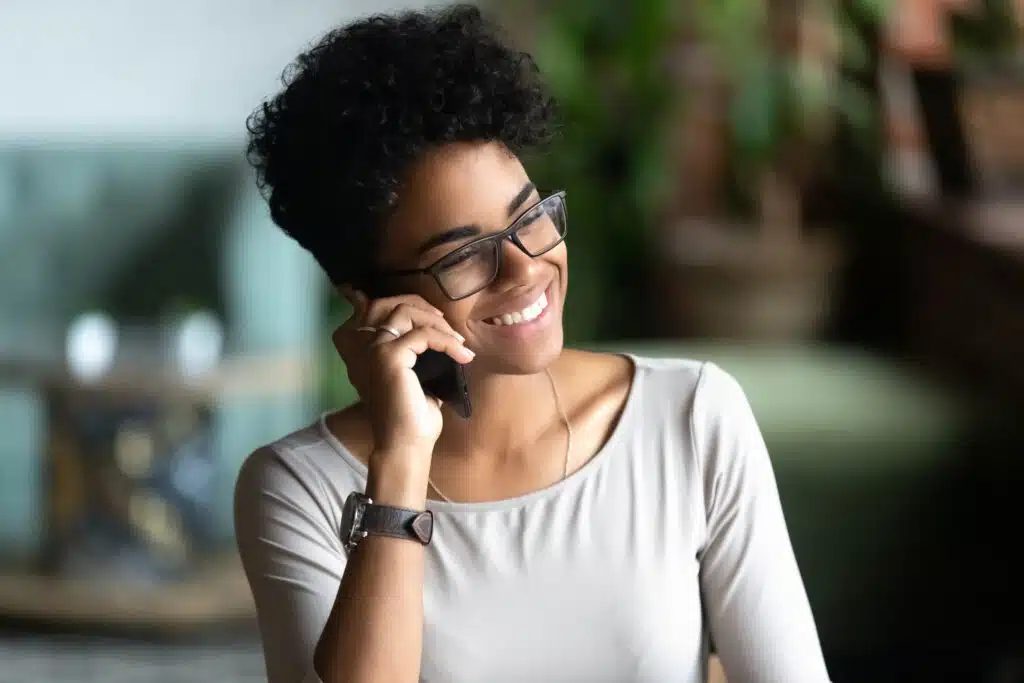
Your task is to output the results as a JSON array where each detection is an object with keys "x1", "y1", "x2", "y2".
[
  {"x1": 233, "y1": 290, "x2": 472, "y2": 682},
  {"x1": 234, "y1": 446, "x2": 430, "y2": 683},
  {"x1": 693, "y1": 363, "x2": 831, "y2": 683},
  {"x1": 313, "y1": 451, "x2": 431, "y2": 683}
]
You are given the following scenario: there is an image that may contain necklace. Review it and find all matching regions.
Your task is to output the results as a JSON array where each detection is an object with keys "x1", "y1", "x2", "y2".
[{"x1": 428, "y1": 367, "x2": 572, "y2": 504}]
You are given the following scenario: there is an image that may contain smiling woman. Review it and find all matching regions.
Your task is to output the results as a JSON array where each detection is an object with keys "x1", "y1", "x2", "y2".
[{"x1": 234, "y1": 5, "x2": 832, "y2": 683}]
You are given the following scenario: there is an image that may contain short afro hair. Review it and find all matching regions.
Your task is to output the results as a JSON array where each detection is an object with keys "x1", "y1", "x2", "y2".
[{"x1": 246, "y1": 4, "x2": 558, "y2": 287}]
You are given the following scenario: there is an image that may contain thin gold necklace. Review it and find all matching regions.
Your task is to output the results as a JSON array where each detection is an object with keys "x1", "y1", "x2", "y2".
[{"x1": 428, "y1": 367, "x2": 572, "y2": 504}]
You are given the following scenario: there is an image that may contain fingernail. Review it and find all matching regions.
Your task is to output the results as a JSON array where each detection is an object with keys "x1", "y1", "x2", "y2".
[
  {"x1": 463, "y1": 347, "x2": 475, "y2": 358},
  {"x1": 453, "y1": 331, "x2": 466, "y2": 342}
]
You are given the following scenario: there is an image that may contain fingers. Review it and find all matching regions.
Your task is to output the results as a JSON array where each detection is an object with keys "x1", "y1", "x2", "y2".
[
  {"x1": 374, "y1": 326, "x2": 475, "y2": 370},
  {"x1": 339, "y1": 289, "x2": 445, "y2": 328},
  {"x1": 363, "y1": 294, "x2": 444, "y2": 322},
  {"x1": 369, "y1": 303, "x2": 464, "y2": 343},
  {"x1": 334, "y1": 292, "x2": 468, "y2": 364}
]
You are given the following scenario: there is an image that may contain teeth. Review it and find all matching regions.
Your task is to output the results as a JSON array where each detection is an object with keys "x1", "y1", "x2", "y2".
[{"x1": 490, "y1": 292, "x2": 548, "y2": 326}]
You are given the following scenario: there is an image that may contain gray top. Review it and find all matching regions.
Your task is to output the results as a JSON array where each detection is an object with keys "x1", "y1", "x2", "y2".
[{"x1": 234, "y1": 356, "x2": 831, "y2": 683}]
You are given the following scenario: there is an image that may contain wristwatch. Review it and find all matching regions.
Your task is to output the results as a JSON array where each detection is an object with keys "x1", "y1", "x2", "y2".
[{"x1": 340, "y1": 491, "x2": 434, "y2": 553}]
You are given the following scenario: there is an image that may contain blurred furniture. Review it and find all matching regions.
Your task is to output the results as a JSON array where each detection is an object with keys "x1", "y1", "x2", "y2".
[
  {"x1": 0, "y1": 354, "x2": 306, "y2": 632},
  {"x1": 0, "y1": 553, "x2": 254, "y2": 636},
  {"x1": 603, "y1": 342, "x2": 1023, "y2": 679},
  {"x1": 1, "y1": 355, "x2": 310, "y2": 577},
  {"x1": 958, "y1": 65, "x2": 1024, "y2": 196},
  {"x1": 0, "y1": 146, "x2": 325, "y2": 561},
  {"x1": 906, "y1": 199, "x2": 1024, "y2": 409},
  {"x1": 0, "y1": 630, "x2": 265, "y2": 682},
  {"x1": 44, "y1": 379, "x2": 217, "y2": 582}
]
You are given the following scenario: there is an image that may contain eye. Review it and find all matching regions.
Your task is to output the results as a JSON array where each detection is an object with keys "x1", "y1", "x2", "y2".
[
  {"x1": 510, "y1": 206, "x2": 540, "y2": 230},
  {"x1": 439, "y1": 244, "x2": 485, "y2": 270}
]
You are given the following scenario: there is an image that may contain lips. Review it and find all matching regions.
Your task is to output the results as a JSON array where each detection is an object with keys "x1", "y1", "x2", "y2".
[{"x1": 485, "y1": 291, "x2": 549, "y2": 326}]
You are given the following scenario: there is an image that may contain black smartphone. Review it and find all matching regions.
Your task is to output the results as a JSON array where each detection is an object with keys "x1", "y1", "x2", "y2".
[
  {"x1": 360, "y1": 282, "x2": 472, "y2": 418},
  {"x1": 414, "y1": 349, "x2": 472, "y2": 419}
]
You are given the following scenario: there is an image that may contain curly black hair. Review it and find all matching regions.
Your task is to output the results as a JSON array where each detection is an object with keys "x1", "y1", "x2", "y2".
[{"x1": 246, "y1": 4, "x2": 558, "y2": 288}]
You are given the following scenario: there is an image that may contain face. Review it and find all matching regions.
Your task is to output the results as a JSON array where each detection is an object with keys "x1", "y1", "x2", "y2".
[{"x1": 377, "y1": 141, "x2": 567, "y2": 375}]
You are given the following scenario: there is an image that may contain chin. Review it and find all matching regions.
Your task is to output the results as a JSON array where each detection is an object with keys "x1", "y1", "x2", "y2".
[
  {"x1": 471, "y1": 326, "x2": 564, "y2": 376},
  {"x1": 466, "y1": 276, "x2": 568, "y2": 376}
]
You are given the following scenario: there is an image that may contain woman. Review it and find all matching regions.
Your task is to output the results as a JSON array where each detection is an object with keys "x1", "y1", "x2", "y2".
[{"x1": 234, "y1": 5, "x2": 831, "y2": 683}]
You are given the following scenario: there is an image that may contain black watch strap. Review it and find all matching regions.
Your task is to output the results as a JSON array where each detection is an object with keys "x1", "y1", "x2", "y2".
[{"x1": 361, "y1": 503, "x2": 434, "y2": 545}]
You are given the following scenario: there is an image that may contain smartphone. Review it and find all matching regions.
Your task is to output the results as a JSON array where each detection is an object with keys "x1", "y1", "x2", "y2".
[
  {"x1": 414, "y1": 349, "x2": 472, "y2": 419},
  {"x1": 360, "y1": 282, "x2": 472, "y2": 419}
]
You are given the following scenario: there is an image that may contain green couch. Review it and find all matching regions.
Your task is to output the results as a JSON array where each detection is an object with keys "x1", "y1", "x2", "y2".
[{"x1": 601, "y1": 342, "x2": 1023, "y2": 659}]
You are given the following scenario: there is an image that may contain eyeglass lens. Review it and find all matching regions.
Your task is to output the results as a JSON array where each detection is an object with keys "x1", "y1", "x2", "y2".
[{"x1": 434, "y1": 194, "x2": 566, "y2": 299}]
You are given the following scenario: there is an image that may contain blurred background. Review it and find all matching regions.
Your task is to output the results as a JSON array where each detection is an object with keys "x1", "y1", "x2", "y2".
[{"x1": 0, "y1": 0, "x2": 1022, "y2": 681}]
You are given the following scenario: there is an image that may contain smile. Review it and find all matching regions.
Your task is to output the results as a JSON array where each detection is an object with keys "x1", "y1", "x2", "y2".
[{"x1": 485, "y1": 291, "x2": 548, "y2": 326}]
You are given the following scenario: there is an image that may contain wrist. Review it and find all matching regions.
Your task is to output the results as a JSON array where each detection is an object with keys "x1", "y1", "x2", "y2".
[{"x1": 366, "y1": 449, "x2": 432, "y2": 509}]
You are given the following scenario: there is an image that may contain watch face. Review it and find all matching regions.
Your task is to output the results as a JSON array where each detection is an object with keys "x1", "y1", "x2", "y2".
[{"x1": 340, "y1": 492, "x2": 369, "y2": 552}]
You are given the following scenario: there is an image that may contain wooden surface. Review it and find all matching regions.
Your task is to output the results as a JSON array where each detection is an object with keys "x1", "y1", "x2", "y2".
[
  {"x1": 0, "y1": 353, "x2": 314, "y2": 401},
  {"x1": 0, "y1": 553, "x2": 255, "y2": 633}
]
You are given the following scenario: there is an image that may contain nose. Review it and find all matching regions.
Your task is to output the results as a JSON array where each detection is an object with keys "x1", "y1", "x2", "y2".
[{"x1": 497, "y1": 236, "x2": 538, "y2": 282}]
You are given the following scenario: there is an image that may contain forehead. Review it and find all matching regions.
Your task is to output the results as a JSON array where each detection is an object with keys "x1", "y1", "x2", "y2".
[{"x1": 381, "y1": 141, "x2": 531, "y2": 264}]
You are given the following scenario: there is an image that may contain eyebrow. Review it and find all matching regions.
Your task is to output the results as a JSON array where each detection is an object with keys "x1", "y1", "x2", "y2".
[
  {"x1": 415, "y1": 225, "x2": 481, "y2": 256},
  {"x1": 415, "y1": 182, "x2": 538, "y2": 256},
  {"x1": 506, "y1": 182, "x2": 536, "y2": 216}
]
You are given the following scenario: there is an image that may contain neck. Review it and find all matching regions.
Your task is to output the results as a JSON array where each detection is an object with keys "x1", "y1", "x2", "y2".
[{"x1": 434, "y1": 356, "x2": 563, "y2": 462}]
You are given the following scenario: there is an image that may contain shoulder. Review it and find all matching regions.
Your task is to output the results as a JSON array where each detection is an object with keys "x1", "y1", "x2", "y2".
[
  {"x1": 616, "y1": 354, "x2": 760, "y2": 465},
  {"x1": 561, "y1": 349, "x2": 747, "y2": 424},
  {"x1": 233, "y1": 419, "x2": 364, "y2": 534},
  {"x1": 563, "y1": 349, "x2": 754, "y2": 444},
  {"x1": 620, "y1": 355, "x2": 772, "y2": 515},
  {"x1": 234, "y1": 422, "x2": 333, "y2": 501},
  {"x1": 625, "y1": 354, "x2": 749, "y2": 414}
]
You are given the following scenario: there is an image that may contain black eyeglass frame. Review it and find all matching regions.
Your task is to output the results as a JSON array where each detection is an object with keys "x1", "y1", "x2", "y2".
[{"x1": 376, "y1": 190, "x2": 568, "y2": 301}]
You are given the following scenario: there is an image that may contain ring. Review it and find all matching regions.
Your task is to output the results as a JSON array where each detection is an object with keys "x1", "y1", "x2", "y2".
[
  {"x1": 356, "y1": 326, "x2": 378, "y2": 334},
  {"x1": 379, "y1": 325, "x2": 401, "y2": 339}
]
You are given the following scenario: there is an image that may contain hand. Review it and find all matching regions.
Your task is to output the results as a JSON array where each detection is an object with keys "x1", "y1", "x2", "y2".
[{"x1": 332, "y1": 288, "x2": 474, "y2": 458}]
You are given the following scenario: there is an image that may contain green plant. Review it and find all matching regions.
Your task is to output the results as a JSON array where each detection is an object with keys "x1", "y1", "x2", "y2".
[
  {"x1": 527, "y1": 0, "x2": 684, "y2": 341},
  {"x1": 692, "y1": 0, "x2": 888, "y2": 235},
  {"x1": 953, "y1": 0, "x2": 1020, "y2": 66}
]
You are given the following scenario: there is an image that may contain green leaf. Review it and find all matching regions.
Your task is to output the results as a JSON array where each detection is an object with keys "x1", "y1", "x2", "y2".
[
  {"x1": 532, "y1": 18, "x2": 588, "y2": 99},
  {"x1": 839, "y1": 13, "x2": 871, "y2": 72},
  {"x1": 836, "y1": 80, "x2": 876, "y2": 133},
  {"x1": 729, "y1": 60, "x2": 782, "y2": 167},
  {"x1": 790, "y1": 59, "x2": 836, "y2": 138},
  {"x1": 631, "y1": 130, "x2": 673, "y2": 222},
  {"x1": 693, "y1": 0, "x2": 767, "y2": 73},
  {"x1": 850, "y1": 0, "x2": 890, "y2": 24}
]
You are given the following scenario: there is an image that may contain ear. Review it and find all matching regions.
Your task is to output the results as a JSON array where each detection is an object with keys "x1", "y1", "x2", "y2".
[
  {"x1": 336, "y1": 285, "x2": 368, "y2": 312},
  {"x1": 336, "y1": 271, "x2": 378, "y2": 297}
]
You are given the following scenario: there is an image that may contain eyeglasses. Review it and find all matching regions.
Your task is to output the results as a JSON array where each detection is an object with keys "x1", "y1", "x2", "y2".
[{"x1": 379, "y1": 191, "x2": 567, "y2": 301}]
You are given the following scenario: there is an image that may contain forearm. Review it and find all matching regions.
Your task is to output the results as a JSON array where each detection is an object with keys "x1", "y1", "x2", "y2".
[{"x1": 314, "y1": 454, "x2": 430, "y2": 683}]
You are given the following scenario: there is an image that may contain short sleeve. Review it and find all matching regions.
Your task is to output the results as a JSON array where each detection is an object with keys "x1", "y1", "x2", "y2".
[
  {"x1": 234, "y1": 446, "x2": 347, "y2": 683},
  {"x1": 692, "y1": 363, "x2": 831, "y2": 683}
]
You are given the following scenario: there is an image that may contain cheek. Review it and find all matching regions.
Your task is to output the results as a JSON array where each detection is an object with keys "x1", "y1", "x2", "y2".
[
  {"x1": 551, "y1": 244, "x2": 569, "y2": 291},
  {"x1": 442, "y1": 300, "x2": 477, "y2": 334}
]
